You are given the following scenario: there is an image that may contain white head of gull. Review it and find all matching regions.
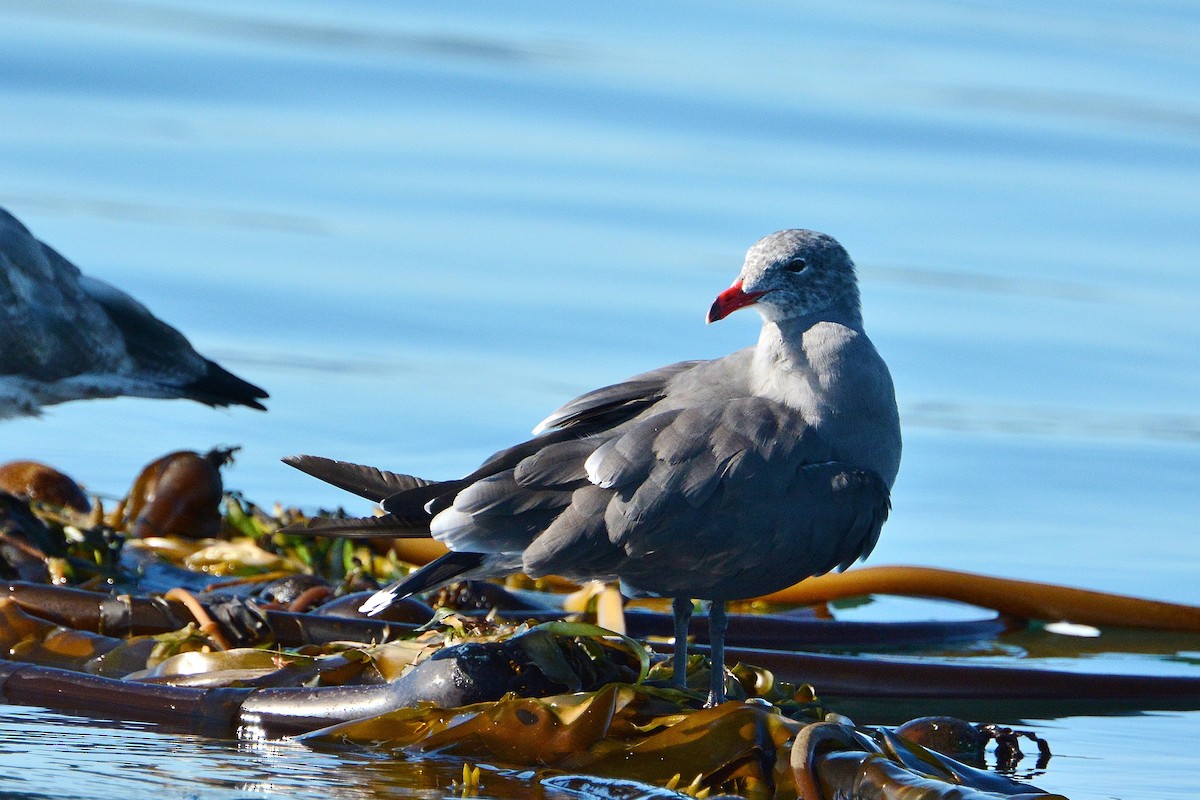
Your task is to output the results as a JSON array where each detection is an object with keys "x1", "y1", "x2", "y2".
[
  {"x1": 285, "y1": 229, "x2": 901, "y2": 705},
  {"x1": 0, "y1": 207, "x2": 267, "y2": 418}
]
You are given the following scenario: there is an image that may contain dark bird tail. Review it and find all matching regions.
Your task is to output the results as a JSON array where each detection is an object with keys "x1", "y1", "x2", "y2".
[
  {"x1": 282, "y1": 454, "x2": 447, "y2": 535},
  {"x1": 283, "y1": 454, "x2": 432, "y2": 503},
  {"x1": 184, "y1": 359, "x2": 268, "y2": 410}
]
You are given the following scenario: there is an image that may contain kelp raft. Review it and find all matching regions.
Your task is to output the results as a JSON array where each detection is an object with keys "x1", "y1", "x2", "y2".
[{"x1": 3, "y1": 451, "x2": 1200, "y2": 799}]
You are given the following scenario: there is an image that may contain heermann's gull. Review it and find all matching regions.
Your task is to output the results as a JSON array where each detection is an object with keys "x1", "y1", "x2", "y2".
[
  {"x1": 0, "y1": 207, "x2": 267, "y2": 418},
  {"x1": 286, "y1": 229, "x2": 901, "y2": 705}
]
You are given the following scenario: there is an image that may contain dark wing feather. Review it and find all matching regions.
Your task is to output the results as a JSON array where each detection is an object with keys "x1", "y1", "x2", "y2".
[
  {"x1": 598, "y1": 396, "x2": 829, "y2": 548},
  {"x1": 181, "y1": 359, "x2": 269, "y2": 410},
  {"x1": 454, "y1": 471, "x2": 578, "y2": 517},
  {"x1": 829, "y1": 468, "x2": 891, "y2": 570},
  {"x1": 533, "y1": 360, "x2": 701, "y2": 433},
  {"x1": 585, "y1": 409, "x2": 685, "y2": 490},
  {"x1": 513, "y1": 438, "x2": 594, "y2": 487},
  {"x1": 359, "y1": 551, "x2": 491, "y2": 615},
  {"x1": 522, "y1": 484, "x2": 621, "y2": 580}
]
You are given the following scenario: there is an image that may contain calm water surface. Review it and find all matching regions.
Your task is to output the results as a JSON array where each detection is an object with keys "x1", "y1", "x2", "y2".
[{"x1": 1, "y1": 2, "x2": 1198, "y2": 798}]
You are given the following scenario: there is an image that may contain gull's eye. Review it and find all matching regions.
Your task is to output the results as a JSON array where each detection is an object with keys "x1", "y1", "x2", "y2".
[{"x1": 783, "y1": 258, "x2": 807, "y2": 273}]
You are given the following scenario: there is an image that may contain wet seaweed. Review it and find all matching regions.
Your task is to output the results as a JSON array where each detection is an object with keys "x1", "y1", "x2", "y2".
[{"x1": 4, "y1": 450, "x2": 1198, "y2": 798}]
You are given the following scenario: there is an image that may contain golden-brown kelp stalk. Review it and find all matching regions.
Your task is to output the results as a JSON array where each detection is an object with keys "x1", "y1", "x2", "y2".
[{"x1": 756, "y1": 565, "x2": 1200, "y2": 632}]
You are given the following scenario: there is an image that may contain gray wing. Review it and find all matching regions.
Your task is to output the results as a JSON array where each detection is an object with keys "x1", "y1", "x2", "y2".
[
  {"x1": 289, "y1": 364, "x2": 722, "y2": 602},
  {"x1": 78, "y1": 276, "x2": 207, "y2": 379},
  {"x1": 526, "y1": 396, "x2": 889, "y2": 597},
  {"x1": 433, "y1": 392, "x2": 890, "y2": 599},
  {"x1": 419, "y1": 361, "x2": 714, "y2": 556}
]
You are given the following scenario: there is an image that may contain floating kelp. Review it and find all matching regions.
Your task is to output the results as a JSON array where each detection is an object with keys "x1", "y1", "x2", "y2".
[
  {"x1": 0, "y1": 460, "x2": 91, "y2": 512},
  {"x1": 7, "y1": 451, "x2": 1200, "y2": 799},
  {"x1": 117, "y1": 448, "x2": 234, "y2": 539},
  {"x1": 792, "y1": 722, "x2": 1065, "y2": 799},
  {"x1": 306, "y1": 686, "x2": 805, "y2": 797},
  {"x1": 754, "y1": 565, "x2": 1200, "y2": 633},
  {"x1": 308, "y1": 691, "x2": 1065, "y2": 800},
  {"x1": 0, "y1": 596, "x2": 121, "y2": 670},
  {"x1": 894, "y1": 717, "x2": 1051, "y2": 771}
]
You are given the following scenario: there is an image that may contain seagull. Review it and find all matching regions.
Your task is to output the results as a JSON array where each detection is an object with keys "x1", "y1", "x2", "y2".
[
  {"x1": 0, "y1": 207, "x2": 267, "y2": 418},
  {"x1": 286, "y1": 229, "x2": 901, "y2": 705}
]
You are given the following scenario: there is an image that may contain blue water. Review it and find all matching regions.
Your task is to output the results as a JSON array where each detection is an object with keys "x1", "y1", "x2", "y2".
[{"x1": 1, "y1": 2, "x2": 1198, "y2": 798}]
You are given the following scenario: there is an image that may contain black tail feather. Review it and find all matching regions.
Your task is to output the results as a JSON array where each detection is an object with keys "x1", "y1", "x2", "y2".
[
  {"x1": 283, "y1": 454, "x2": 433, "y2": 504},
  {"x1": 281, "y1": 512, "x2": 431, "y2": 538},
  {"x1": 381, "y1": 479, "x2": 468, "y2": 518}
]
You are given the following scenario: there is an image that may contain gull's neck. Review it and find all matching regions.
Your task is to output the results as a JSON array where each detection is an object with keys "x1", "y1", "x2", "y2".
[
  {"x1": 750, "y1": 305, "x2": 901, "y2": 488},
  {"x1": 752, "y1": 307, "x2": 865, "y2": 381}
]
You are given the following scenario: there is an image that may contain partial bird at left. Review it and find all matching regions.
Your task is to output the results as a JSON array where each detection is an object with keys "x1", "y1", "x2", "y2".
[{"x1": 0, "y1": 207, "x2": 267, "y2": 418}]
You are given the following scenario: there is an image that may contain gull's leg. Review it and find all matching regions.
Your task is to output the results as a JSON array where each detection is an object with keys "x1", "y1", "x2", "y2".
[
  {"x1": 671, "y1": 596, "x2": 693, "y2": 690},
  {"x1": 706, "y1": 600, "x2": 729, "y2": 706}
]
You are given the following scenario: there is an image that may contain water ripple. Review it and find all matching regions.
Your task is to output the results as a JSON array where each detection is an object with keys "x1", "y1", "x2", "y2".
[{"x1": 906, "y1": 400, "x2": 1200, "y2": 444}]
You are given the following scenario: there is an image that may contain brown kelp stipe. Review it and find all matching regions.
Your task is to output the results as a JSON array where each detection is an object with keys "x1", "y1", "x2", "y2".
[
  {"x1": 5, "y1": 580, "x2": 1200, "y2": 715},
  {"x1": 0, "y1": 582, "x2": 417, "y2": 646}
]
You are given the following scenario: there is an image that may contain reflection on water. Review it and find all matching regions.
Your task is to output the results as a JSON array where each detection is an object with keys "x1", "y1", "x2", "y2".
[
  {"x1": 1, "y1": 696, "x2": 1197, "y2": 800},
  {"x1": 1, "y1": 1, "x2": 1198, "y2": 798},
  {"x1": 0, "y1": 704, "x2": 545, "y2": 800}
]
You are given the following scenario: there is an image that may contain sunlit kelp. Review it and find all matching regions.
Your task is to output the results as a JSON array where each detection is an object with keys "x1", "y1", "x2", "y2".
[
  {"x1": 117, "y1": 448, "x2": 234, "y2": 540},
  {"x1": 893, "y1": 717, "x2": 1051, "y2": 771},
  {"x1": 6, "y1": 451, "x2": 1200, "y2": 799},
  {"x1": 0, "y1": 460, "x2": 91, "y2": 512},
  {"x1": 753, "y1": 566, "x2": 1200, "y2": 633},
  {"x1": 0, "y1": 596, "x2": 121, "y2": 670},
  {"x1": 304, "y1": 684, "x2": 808, "y2": 798},
  {"x1": 309, "y1": 693, "x2": 1065, "y2": 800},
  {"x1": 792, "y1": 722, "x2": 1066, "y2": 800}
]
